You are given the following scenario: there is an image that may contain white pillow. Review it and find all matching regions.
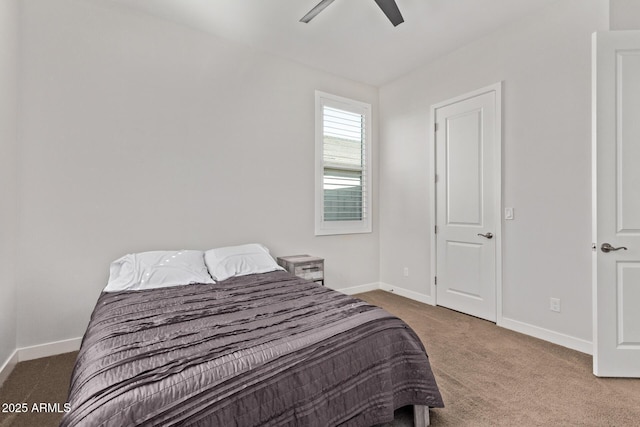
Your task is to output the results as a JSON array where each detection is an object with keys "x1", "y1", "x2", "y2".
[
  {"x1": 104, "y1": 250, "x2": 215, "y2": 292},
  {"x1": 204, "y1": 243, "x2": 284, "y2": 281}
]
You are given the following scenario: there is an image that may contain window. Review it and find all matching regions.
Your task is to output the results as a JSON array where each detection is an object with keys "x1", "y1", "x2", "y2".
[{"x1": 315, "y1": 91, "x2": 372, "y2": 235}]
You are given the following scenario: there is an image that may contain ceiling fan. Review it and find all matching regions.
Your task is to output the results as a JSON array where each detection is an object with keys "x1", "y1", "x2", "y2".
[{"x1": 300, "y1": 0, "x2": 404, "y2": 27}]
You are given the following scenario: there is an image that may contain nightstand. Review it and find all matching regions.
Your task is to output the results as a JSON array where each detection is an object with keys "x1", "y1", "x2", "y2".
[{"x1": 277, "y1": 255, "x2": 324, "y2": 286}]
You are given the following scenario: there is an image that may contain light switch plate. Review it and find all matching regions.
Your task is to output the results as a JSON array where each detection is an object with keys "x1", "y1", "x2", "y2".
[{"x1": 505, "y1": 207, "x2": 514, "y2": 220}]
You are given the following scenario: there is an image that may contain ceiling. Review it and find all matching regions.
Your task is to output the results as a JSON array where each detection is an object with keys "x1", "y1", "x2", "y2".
[{"x1": 106, "y1": 0, "x2": 561, "y2": 86}]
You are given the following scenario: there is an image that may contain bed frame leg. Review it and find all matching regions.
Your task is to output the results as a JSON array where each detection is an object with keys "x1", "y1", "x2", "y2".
[{"x1": 413, "y1": 405, "x2": 430, "y2": 427}]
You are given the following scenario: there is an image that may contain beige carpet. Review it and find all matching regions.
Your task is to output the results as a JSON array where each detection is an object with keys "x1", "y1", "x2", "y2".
[
  {"x1": 358, "y1": 291, "x2": 640, "y2": 426},
  {"x1": 0, "y1": 352, "x2": 76, "y2": 427},
  {"x1": 1, "y1": 290, "x2": 639, "y2": 426}
]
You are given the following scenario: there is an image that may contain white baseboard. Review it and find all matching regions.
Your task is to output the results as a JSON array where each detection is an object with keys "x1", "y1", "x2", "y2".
[
  {"x1": 17, "y1": 337, "x2": 82, "y2": 362},
  {"x1": 379, "y1": 282, "x2": 435, "y2": 306},
  {"x1": 498, "y1": 316, "x2": 593, "y2": 355},
  {"x1": 0, "y1": 349, "x2": 19, "y2": 387},
  {"x1": 335, "y1": 282, "x2": 437, "y2": 305},
  {"x1": 374, "y1": 282, "x2": 591, "y2": 355},
  {"x1": 336, "y1": 282, "x2": 381, "y2": 295},
  {"x1": 0, "y1": 338, "x2": 82, "y2": 387}
]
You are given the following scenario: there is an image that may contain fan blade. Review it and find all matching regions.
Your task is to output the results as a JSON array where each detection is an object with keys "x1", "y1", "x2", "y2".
[
  {"x1": 300, "y1": 0, "x2": 336, "y2": 23},
  {"x1": 373, "y1": 0, "x2": 404, "y2": 26}
]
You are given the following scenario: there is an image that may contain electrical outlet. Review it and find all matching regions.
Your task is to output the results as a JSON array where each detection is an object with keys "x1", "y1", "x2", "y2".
[
  {"x1": 550, "y1": 298, "x2": 561, "y2": 313},
  {"x1": 403, "y1": 267, "x2": 409, "y2": 277}
]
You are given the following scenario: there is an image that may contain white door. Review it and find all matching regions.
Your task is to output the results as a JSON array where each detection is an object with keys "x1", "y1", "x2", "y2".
[
  {"x1": 593, "y1": 31, "x2": 640, "y2": 377},
  {"x1": 434, "y1": 84, "x2": 501, "y2": 322}
]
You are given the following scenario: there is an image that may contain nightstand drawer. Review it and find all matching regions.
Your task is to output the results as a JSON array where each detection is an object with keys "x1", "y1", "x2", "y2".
[
  {"x1": 294, "y1": 262, "x2": 323, "y2": 281},
  {"x1": 277, "y1": 255, "x2": 325, "y2": 285}
]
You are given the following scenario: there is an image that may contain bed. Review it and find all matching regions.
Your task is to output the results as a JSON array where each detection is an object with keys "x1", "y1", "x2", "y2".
[{"x1": 61, "y1": 246, "x2": 443, "y2": 426}]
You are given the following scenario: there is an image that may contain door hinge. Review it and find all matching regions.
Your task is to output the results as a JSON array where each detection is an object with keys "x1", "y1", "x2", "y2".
[
  {"x1": 434, "y1": 276, "x2": 437, "y2": 285},
  {"x1": 435, "y1": 225, "x2": 438, "y2": 234},
  {"x1": 434, "y1": 122, "x2": 439, "y2": 132},
  {"x1": 435, "y1": 174, "x2": 438, "y2": 183}
]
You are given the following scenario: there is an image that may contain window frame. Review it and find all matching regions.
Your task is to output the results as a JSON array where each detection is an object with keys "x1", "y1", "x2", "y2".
[{"x1": 314, "y1": 91, "x2": 372, "y2": 236}]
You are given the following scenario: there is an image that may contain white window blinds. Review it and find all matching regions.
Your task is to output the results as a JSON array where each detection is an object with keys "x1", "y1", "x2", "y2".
[
  {"x1": 322, "y1": 106, "x2": 366, "y2": 221},
  {"x1": 315, "y1": 92, "x2": 371, "y2": 235}
]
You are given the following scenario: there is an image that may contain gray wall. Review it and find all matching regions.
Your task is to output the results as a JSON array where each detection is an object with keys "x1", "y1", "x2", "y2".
[
  {"x1": 0, "y1": 0, "x2": 19, "y2": 367},
  {"x1": 6, "y1": 0, "x2": 640, "y2": 362},
  {"x1": 16, "y1": 0, "x2": 379, "y2": 348},
  {"x1": 378, "y1": 0, "x2": 609, "y2": 348}
]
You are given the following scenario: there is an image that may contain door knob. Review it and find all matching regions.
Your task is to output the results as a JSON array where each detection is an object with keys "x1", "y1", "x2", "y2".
[
  {"x1": 477, "y1": 232, "x2": 493, "y2": 239},
  {"x1": 601, "y1": 243, "x2": 628, "y2": 253}
]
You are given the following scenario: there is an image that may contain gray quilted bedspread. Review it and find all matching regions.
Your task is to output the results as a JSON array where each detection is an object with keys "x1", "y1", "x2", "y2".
[{"x1": 61, "y1": 271, "x2": 443, "y2": 427}]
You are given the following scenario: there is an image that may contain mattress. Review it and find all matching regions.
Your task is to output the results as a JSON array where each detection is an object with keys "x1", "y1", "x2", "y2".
[{"x1": 61, "y1": 270, "x2": 443, "y2": 426}]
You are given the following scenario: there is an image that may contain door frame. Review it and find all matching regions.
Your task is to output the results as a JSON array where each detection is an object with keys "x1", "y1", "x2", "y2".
[{"x1": 428, "y1": 82, "x2": 503, "y2": 323}]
